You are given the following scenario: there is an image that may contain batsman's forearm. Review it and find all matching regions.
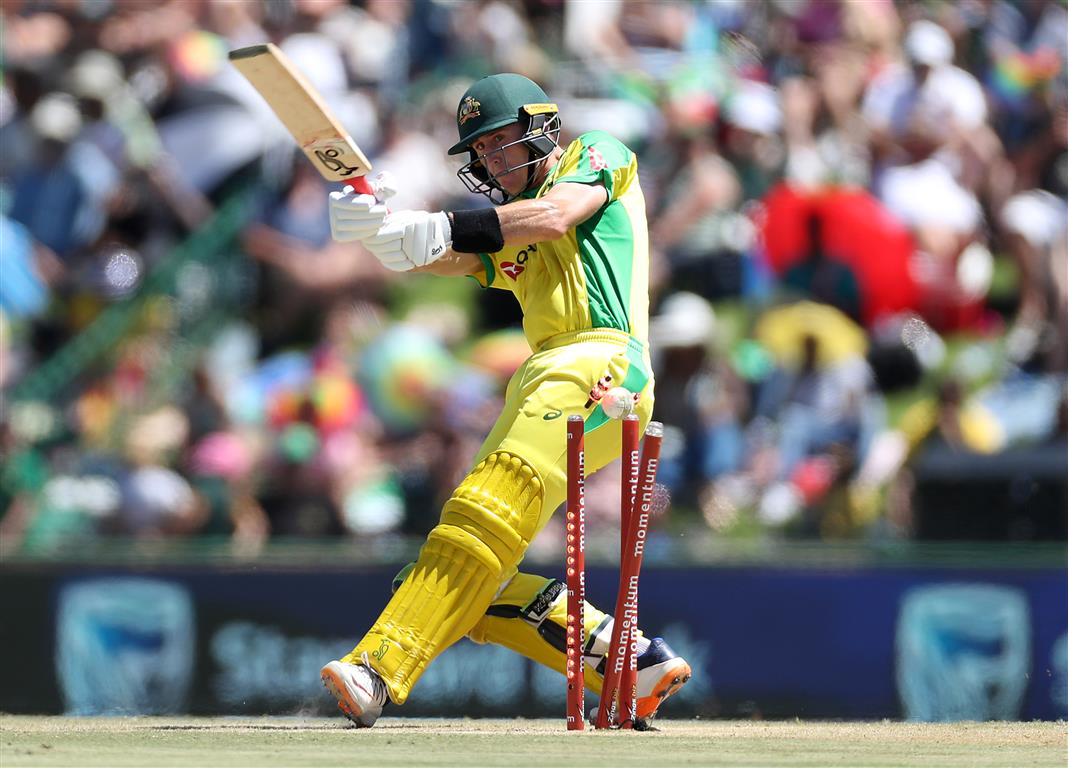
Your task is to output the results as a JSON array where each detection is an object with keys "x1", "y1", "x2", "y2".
[
  {"x1": 496, "y1": 199, "x2": 572, "y2": 244},
  {"x1": 446, "y1": 182, "x2": 607, "y2": 254},
  {"x1": 496, "y1": 181, "x2": 608, "y2": 245}
]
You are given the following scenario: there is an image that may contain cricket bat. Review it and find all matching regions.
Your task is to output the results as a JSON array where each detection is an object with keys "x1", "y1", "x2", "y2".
[{"x1": 229, "y1": 43, "x2": 374, "y2": 195}]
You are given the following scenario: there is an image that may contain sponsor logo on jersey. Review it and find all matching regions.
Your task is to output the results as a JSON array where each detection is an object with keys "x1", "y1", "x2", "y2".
[
  {"x1": 587, "y1": 145, "x2": 608, "y2": 171},
  {"x1": 501, "y1": 243, "x2": 536, "y2": 279},
  {"x1": 458, "y1": 97, "x2": 481, "y2": 125}
]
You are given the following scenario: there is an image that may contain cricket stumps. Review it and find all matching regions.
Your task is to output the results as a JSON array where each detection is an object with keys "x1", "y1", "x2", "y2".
[{"x1": 566, "y1": 412, "x2": 664, "y2": 730}]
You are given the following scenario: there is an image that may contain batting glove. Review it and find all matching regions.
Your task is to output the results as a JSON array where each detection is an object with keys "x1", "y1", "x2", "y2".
[
  {"x1": 364, "y1": 210, "x2": 452, "y2": 272},
  {"x1": 328, "y1": 171, "x2": 397, "y2": 243}
]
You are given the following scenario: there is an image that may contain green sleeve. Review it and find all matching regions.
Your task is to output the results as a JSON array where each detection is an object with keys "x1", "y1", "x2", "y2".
[{"x1": 476, "y1": 253, "x2": 495, "y2": 287}]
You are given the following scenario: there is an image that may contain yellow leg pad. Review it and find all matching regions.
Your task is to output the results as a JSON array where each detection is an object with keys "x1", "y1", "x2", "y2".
[{"x1": 344, "y1": 452, "x2": 543, "y2": 704}]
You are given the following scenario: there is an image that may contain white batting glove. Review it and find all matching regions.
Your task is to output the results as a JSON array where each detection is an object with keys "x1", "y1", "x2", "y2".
[
  {"x1": 364, "y1": 210, "x2": 452, "y2": 272},
  {"x1": 328, "y1": 172, "x2": 397, "y2": 243}
]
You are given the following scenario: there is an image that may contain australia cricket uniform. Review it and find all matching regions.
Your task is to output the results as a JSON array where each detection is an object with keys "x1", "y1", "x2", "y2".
[
  {"x1": 343, "y1": 130, "x2": 657, "y2": 705},
  {"x1": 472, "y1": 129, "x2": 655, "y2": 522}
]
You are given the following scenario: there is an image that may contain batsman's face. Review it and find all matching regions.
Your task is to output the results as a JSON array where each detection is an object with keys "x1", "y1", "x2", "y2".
[{"x1": 471, "y1": 122, "x2": 531, "y2": 196}]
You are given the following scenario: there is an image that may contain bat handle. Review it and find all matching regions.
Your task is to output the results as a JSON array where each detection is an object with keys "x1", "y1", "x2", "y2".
[{"x1": 348, "y1": 175, "x2": 374, "y2": 196}]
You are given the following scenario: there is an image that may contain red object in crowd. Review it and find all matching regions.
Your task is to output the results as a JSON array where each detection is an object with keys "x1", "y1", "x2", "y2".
[
  {"x1": 760, "y1": 184, "x2": 921, "y2": 326},
  {"x1": 790, "y1": 455, "x2": 836, "y2": 505}
]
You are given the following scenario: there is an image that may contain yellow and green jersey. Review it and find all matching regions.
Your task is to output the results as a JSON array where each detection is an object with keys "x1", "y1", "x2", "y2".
[{"x1": 473, "y1": 131, "x2": 650, "y2": 352}]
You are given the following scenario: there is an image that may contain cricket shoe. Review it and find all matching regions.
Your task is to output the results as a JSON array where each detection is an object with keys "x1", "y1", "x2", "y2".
[
  {"x1": 634, "y1": 637, "x2": 691, "y2": 719},
  {"x1": 320, "y1": 655, "x2": 390, "y2": 728}
]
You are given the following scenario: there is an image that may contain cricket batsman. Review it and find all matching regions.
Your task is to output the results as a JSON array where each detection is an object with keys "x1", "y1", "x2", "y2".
[{"x1": 320, "y1": 74, "x2": 690, "y2": 727}]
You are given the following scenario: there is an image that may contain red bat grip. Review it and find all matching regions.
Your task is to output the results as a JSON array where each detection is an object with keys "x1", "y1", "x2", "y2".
[{"x1": 348, "y1": 175, "x2": 374, "y2": 195}]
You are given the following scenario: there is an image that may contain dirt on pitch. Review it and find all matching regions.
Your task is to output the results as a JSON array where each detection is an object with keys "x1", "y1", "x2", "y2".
[{"x1": 1, "y1": 716, "x2": 1065, "y2": 767}]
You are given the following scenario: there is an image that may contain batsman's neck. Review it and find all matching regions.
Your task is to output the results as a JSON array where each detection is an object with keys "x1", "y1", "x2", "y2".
[{"x1": 530, "y1": 145, "x2": 566, "y2": 191}]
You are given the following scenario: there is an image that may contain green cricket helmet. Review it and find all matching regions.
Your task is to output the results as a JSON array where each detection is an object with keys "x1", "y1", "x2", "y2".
[{"x1": 448, "y1": 73, "x2": 561, "y2": 204}]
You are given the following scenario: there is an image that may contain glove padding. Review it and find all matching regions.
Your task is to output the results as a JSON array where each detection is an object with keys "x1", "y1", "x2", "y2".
[
  {"x1": 364, "y1": 210, "x2": 452, "y2": 272},
  {"x1": 329, "y1": 172, "x2": 397, "y2": 243}
]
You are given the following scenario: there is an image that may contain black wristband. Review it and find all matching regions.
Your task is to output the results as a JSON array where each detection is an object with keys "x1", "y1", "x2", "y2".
[{"x1": 449, "y1": 208, "x2": 505, "y2": 253}]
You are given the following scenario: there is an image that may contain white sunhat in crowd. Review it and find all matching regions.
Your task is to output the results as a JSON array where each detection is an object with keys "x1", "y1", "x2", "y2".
[
  {"x1": 1000, "y1": 190, "x2": 1068, "y2": 248},
  {"x1": 66, "y1": 49, "x2": 125, "y2": 101},
  {"x1": 724, "y1": 79, "x2": 781, "y2": 136},
  {"x1": 30, "y1": 92, "x2": 82, "y2": 143},
  {"x1": 649, "y1": 291, "x2": 717, "y2": 349},
  {"x1": 904, "y1": 19, "x2": 954, "y2": 67}
]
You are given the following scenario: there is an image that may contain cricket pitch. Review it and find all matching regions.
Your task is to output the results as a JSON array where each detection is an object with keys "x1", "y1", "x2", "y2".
[{"x1": 1, "y1": 716, "x2": 1065, "y2": 767}]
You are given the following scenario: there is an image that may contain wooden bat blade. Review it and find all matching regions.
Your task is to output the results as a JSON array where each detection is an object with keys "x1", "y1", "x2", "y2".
[{"x1": 229, "y1": 43, "x2": 373, "y2": 190}]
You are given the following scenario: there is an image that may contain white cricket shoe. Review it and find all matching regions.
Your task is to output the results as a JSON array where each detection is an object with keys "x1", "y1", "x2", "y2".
[
  {"x1": 635, "y1": 637, "x2": 692, "y2": 719},
  {"x1": 320, "y1": 656, "x2": 390, "y2": 728}
]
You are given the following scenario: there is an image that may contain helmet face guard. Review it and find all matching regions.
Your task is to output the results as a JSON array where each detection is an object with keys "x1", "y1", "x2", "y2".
[{"x1": 456, "y1": 109, "x2": 561, "y2": 205}]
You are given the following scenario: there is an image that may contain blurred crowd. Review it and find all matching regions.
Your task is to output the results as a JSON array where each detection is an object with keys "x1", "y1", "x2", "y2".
[{"x1": 2, "y1": 0, "x2": 1066, "y2": 555}]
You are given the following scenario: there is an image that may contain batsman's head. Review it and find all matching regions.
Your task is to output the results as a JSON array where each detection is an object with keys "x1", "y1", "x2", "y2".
[{"x1": 449, "y1": 73, "x2": 561, "y2": 205}]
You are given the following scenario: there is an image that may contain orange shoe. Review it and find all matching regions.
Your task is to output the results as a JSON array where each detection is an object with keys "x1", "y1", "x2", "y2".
[{"x1": 635, "y1": 638, "x2": 692, "y2": 719}]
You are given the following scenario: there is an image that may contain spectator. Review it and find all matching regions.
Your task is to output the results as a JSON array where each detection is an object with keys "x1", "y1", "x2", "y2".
[
  {"x1": 82, "y1": 405, "x2": 208, "y2": 538},
  {"x1": 781, "y1": 213, "x2": 863, "y2": 322},
  {"x1": 999, "y1": 188, "x2": 1068, "y2": 366},
  {"x1": 782, "y1": 46, "x2": 871, "y2": 190},
  {"x1": 981, "y1": 0, "x2": 1068, "y2": 164},
  {"x1": 648, "y1": 131, "x2": 749, "y2": 300},
  {"x1": 0, "y1": 215, "x2": 64, "y2": 323},
  {"x1": 754, "y1": 331, "x2": 874, "y2": 479},
  {"x1": 7, "y1": 93, "x2": 88, "y2": 258},
  {"x1": 2, "y1": 0, "x2": 1064, "y2": 552},
  {"x1": 722, "y1": 79, "x2": 784, "y2": 202},
  {"x1": 242, "y1": 154, "x2": 392, "y2": 353},
  {"x1": 650, "y1": 292, "x2": 747, "y2": 507},
  {"x1": 864, "y1": 19, "x2": 989, "y2": 175},
  {"x1": 0, "y1": 65, "x2": 47, "y2": 180},
  {"x1": 899, "y1": 378, "x2": 1002, "y2": 455}
]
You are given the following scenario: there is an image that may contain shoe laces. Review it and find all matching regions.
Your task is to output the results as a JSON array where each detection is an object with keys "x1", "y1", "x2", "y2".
[{"x1": 359, "y1": 652, "x2": 390, "y2": 706}]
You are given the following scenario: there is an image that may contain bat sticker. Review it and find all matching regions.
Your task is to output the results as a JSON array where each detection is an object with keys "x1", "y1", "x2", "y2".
[{"x1": 313, "y1": 144, "x2": 359, "y2": 176}]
